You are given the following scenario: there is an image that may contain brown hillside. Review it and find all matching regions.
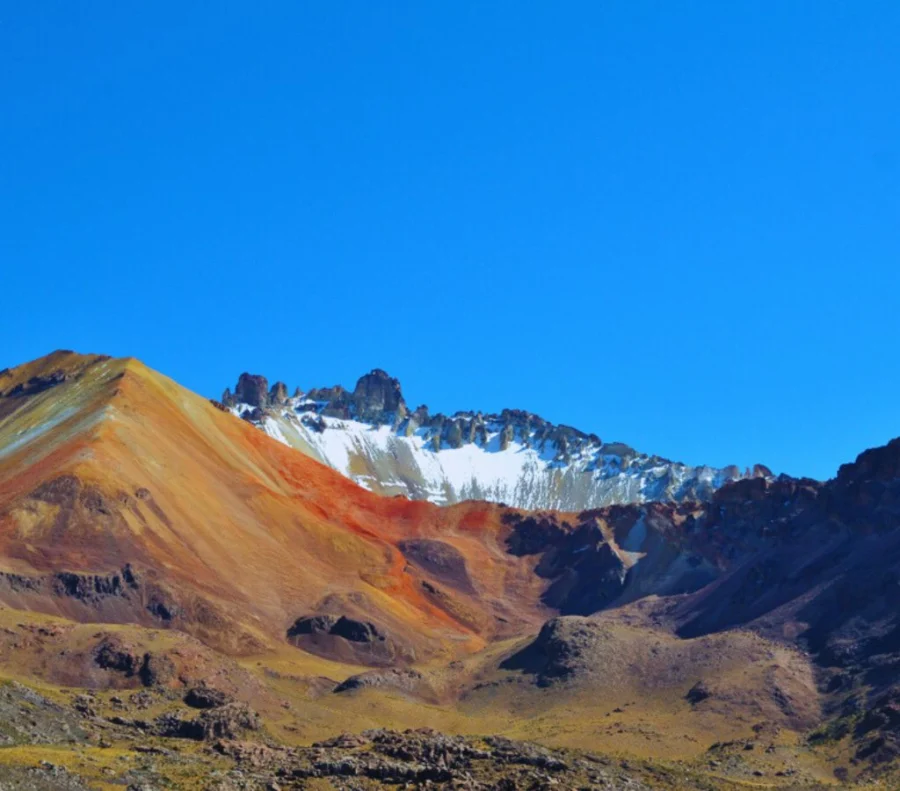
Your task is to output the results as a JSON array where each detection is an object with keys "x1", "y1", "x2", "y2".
[{"x1": 0, "y1": 351, "x2": 551, "y2": 660}]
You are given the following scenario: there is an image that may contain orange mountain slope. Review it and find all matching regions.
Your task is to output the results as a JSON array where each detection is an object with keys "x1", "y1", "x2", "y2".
[{"x1": 0, "y1": 351, "x2": 559, "y2": 660}]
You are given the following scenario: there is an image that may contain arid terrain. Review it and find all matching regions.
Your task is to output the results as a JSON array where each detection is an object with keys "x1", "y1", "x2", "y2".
[{"x1": 0, "y1": 351, "x2": 898, "y2": 789}]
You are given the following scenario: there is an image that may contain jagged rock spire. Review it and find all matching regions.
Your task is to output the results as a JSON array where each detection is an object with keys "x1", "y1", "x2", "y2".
[
  {"x1": 234, "y1": 373, "x2": 270, "y2": 408},
  {"x1": 269, "y1": 381, "x2": 289, "y2": 406},
  {"x1": 351, "y1": 369, "x2": 407, "y2": 422}
]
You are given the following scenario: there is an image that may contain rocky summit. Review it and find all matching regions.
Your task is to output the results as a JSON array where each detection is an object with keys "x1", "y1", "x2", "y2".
[
  {"x1": 222, "y1": 369, "x2": 772, "y2": 510},
  {"x1": 1, "y1": 350, "x2": 900, "y2": 789}
]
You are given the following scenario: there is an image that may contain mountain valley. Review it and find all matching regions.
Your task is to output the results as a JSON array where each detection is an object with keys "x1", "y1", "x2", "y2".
[{"x1": 0, "y1": 351, "x2": 897, "y2": 789}]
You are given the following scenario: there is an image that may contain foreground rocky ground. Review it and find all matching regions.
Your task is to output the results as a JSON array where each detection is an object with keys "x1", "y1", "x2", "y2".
[
  {"x1": 0, "y1": 676, "x2": 649, "y2": 790},
  {"x1": 0, "y1": 675, "x2": 892, "y2": 791},
  {"x1": 0, "y1": 675, "x2": 654, "y2": 790}
]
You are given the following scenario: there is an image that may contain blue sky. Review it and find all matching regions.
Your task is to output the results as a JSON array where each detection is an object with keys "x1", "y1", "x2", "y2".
[{"x1": 2, "y1": 2, "x2": 898, "y2": 480}]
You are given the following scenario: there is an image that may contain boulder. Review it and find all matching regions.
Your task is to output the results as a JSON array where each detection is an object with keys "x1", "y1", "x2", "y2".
[{"x1": 184, "y1": 686, "x2": 232, "y2": 709}]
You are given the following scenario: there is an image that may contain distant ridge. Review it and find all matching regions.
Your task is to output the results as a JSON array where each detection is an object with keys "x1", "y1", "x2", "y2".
[{"x1": 222, "y1": 368, "x2": 773, "y2": 509}]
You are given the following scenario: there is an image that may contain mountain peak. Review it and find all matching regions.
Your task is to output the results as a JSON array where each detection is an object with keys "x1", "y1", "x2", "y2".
[
  {"x1": 352, "y1": 369, "x2": 407, "y2": 422},
  {"x1": 362, "y1": 368, "x2": 393, "y2": 380},
  {"x1": 232, "y1": 372, "x2": 269, "y2": 408}
]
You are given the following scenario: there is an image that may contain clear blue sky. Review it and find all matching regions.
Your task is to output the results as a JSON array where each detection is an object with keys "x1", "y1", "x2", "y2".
[{"x1": 2, "y1": 3, "x2": 898, "y2": 480}]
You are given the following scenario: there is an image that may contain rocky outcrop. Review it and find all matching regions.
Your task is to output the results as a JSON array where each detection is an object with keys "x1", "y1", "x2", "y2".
[
  {"x1": 500, "y1": 616, "x2": 614, "y2": 686},
  {"x1": 211, "y1": 728, "x2": 620, "y2": 787},
  {"x1": 306, "y1": 383, "x2": 347, "y2": 407},
  {"x1": 212, "y1": 727, "x2": 626, "y2": 789},
  {"x1": 287, "y1": 613, "x2": 398, "y2": 666},
  {"x1": 0, "y1": 368, "x2": 70, "y2": 398},
  {"x1": 93, "y1": 636, "x2": 143, "y2": 675},
  {"x1": 333, "y1": 668, "x2": 427, "y2": 696},
  {"x1": 685, "y1": 680, "x2": 712, "y2": 704},
  {"x1": 268, "y1": 380, "x2": 289, "y2": 405},
  {"x1": 829, "y1": 436, "x2": 900, "y2": 530},
  {"x1": 184, "y1": 685, "x2": 233, "y2": 709},
  {"x1": 287, "y1": 613, "x2": 341, "y2": 637},
  {"x1": 92, "y1": 636, "x2": 176, "y2": 687},
  {"x1": 155, "y1": 702, "x2": 260, "y2": 741},
  {"x1": 287, "y1": 612, "x2": 392, "y2": 642},
  {"x1": 233, "y1": 373, "x2": 269, "y2": 408},
  {"x1": 301, "y1": 370, "x2": 408, "y2": 423},
  {"x1": 501, "y1": 507, "x2": 716, "y2": 614},
  {"x1": 351, "y1": 369, "x2": 407, "y2": 422},
  {"x1": 1, "y1": 564, "x2": 139, "y2": 609},
  {"x1": 140, "y1": 653, "x2": 176, "y2": 686},
  {"x1": 330, "y1": 616, "x2": 385, "y2": 643},
  {"x1": 505, "y1": 512, "x2": 629, "y2": 613},
  {"x1": 397, "y1": 539, "x2": 475, "y2": 593}
]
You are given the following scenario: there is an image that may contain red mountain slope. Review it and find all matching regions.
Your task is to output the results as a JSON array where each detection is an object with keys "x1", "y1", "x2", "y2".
[{"x1": 0, "y1": 351, "x2": 552, "y2": 659}]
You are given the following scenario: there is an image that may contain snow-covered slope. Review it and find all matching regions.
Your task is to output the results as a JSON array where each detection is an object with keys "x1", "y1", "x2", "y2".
[{"x1": 220, "y1": 370, "x2": 769, "y2": 510}]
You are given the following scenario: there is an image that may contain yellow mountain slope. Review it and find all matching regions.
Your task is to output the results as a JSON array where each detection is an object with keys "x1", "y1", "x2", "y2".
[{"x1": 0, "y1": 351, "x2": 550, "y2": 659}]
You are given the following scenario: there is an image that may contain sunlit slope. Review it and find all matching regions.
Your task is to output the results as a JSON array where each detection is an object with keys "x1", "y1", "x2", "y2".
[{"x1": 0, "y1": 352, "x2": 550, "y2": 658}]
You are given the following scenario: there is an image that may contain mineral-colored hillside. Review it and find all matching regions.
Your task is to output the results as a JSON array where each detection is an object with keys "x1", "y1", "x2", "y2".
[{"x1": 0, "y1": 351, "x2": 556, "y2": 661}]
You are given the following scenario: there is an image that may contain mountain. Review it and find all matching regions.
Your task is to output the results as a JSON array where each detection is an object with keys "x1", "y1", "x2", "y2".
[
  {"x1": 221, "y1": 368, "x2": 772, "y2": 510},
  {"x1": 0, "y1": 351, "x2": 558, "y2": 661},
  {"x1": 1, "y1": 350, "x2": 899, "y2": 787},
  {"x1": 0, "y1": 352, "x2": 762, "y2": 663}
]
